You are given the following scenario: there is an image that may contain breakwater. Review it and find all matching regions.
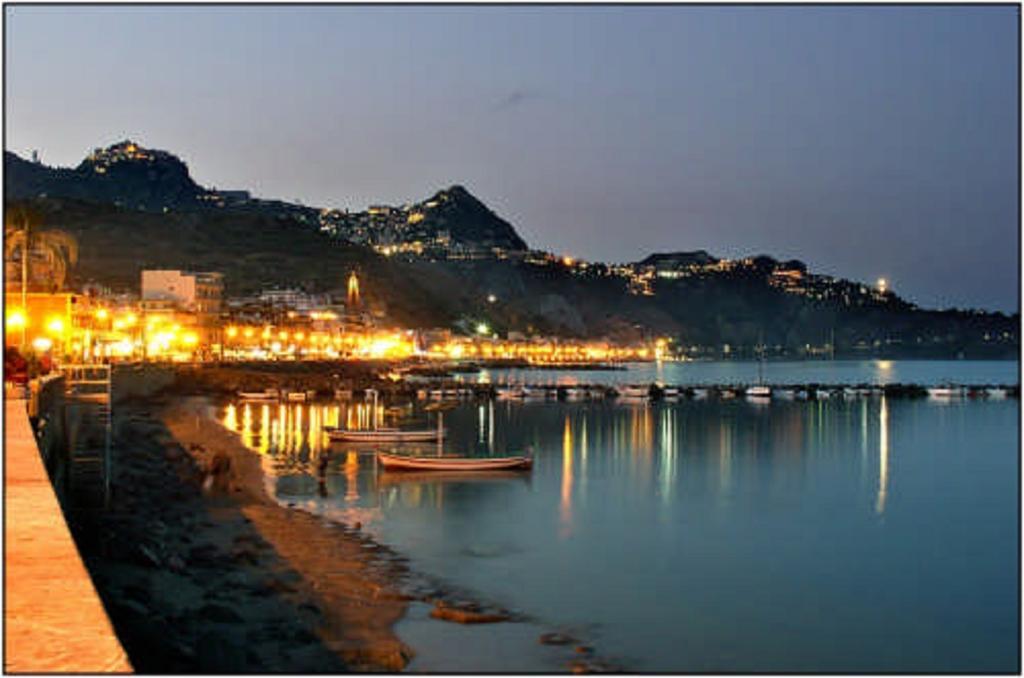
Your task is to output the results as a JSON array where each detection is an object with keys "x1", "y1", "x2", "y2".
[{"x1": 114, "y1": 361, "x2": 1018, "y2": 403}]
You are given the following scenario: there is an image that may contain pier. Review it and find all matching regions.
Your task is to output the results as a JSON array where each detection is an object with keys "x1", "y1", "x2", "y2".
[{"x1": 4, "y1": 385, "x2": 131, "y2": 673}]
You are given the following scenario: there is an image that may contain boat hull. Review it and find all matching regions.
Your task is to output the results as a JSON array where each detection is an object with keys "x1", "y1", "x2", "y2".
[
  {"x1": 377, "y1": 452, "x2": 533, "y2": 471},
  {"x1": 328, "y1": 428, "x2": 445, "y2": 443}
]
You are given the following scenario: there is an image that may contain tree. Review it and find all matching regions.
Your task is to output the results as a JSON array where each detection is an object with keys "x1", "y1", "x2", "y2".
[{"x1": 4, "y1": 206, "x2": 79, "y2": 292}]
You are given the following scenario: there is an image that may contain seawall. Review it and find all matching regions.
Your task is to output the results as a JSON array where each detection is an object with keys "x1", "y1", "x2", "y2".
[{"x1": 4, "y1": 386, "x2": 131, "y2": 673}]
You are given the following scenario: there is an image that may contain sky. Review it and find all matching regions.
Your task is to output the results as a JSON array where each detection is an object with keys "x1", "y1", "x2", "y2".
[{"x1": 4, "y1": 5, "x2": 1019, "y2": 312}]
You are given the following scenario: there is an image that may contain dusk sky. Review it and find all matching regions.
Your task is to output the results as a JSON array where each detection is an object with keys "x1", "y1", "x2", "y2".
[{"x1": 5, "y1": 5, "x2": 1019, "y2": 312}]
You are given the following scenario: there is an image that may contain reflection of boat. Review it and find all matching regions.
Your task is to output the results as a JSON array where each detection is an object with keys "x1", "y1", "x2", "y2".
[
  {"x1": 328, "y1": 428, "x2": 445, "y2": 443},
  {"x1": 377, "y1": 451, "x2": 533, "y2": 471},
  {"x1": 238, "y1": 388, "x2": 279, "y2": 401},
  {"x1": 378, "y1": 469, "x2": 531, "y2": 485}
]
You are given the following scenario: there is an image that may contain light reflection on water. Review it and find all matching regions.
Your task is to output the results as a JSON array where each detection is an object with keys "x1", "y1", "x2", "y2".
[{"x1": 218, "y1": 395, "x2": 1018, "y2": 672}]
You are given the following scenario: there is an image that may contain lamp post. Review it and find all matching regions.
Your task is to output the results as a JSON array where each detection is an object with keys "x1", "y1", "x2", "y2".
[{"x1": 19, "y1": 209, "x2": 29, "y2": 351}]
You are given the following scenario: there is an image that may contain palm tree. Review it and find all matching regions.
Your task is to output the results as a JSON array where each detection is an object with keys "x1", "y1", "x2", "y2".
[{"x1": 4, "y1": 207, "x2": 79, "y2": 292}]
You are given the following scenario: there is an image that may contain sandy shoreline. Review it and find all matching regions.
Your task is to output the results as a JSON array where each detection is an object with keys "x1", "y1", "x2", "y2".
[{"x1": 67, "y1": 394, "x2": 415, "y2": 671}]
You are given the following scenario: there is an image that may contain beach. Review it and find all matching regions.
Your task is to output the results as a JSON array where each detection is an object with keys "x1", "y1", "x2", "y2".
[{"x1": 67, "y1": 393, "x2": 415, "y2": 672}]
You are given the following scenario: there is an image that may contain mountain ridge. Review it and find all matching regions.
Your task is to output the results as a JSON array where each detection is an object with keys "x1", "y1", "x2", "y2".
[{"x1": 3, "y1": 141, "x2": 1017, "y2": 355}]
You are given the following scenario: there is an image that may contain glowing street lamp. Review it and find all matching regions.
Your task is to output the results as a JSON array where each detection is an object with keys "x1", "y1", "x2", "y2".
[
  {"x1": 46, "y1": 317, "x2": 65, "y2": 336},
  {"x1": 877, "y1": 278, "x2": 888, "y2": 293},
  {"x1": 476, "y1": 322, "x2": 490, "y2": 336},
  {"x1": 6, "y1": 310, "x2": 27, "y2": 330}
]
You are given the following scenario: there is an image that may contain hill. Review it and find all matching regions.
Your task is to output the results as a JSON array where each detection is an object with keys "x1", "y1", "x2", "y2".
[{"x1": 4, "y1": 143, "x2": 1018, "y2": 357}]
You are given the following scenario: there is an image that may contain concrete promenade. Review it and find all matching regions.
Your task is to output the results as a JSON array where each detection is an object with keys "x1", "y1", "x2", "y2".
[{"x1": 4, "y1": 395, "x2": 131, "y2": 673}]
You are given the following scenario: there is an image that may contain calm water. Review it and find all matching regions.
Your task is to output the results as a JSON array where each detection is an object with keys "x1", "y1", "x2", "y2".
[
  {"x1": 219, "y1": 362, "x2": 1019, "y2": 672},
  {"x1": 468, "y1": 359, "x2": 1019, "y2": 387}
]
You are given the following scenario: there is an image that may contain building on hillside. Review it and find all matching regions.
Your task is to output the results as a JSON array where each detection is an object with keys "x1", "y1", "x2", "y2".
[{"x1": 141, "y1": 270, "x2": 223, "y2": 314}]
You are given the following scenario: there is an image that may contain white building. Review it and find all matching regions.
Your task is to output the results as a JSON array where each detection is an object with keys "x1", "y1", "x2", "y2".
[{"x1": 141, "y1": 270, "x2": 223, "y2": 313}]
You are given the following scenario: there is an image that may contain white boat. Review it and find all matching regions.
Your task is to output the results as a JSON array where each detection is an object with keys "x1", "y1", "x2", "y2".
[
  {"x1": 719, "y1": 389, "x2": 736, "y2": 400},
  {"x1": 565, "y1": 387, "x2": 587, "y2": 401},
  {"x1": 986, "y1": 387, "x2": 1007, "y2": 399},
  {"x1": 928, "y1": 386, "x2": 964, "y2": 398},
  {"x1": 329, "y1": 388, "x2": 447, "y2": 443},
  {"x1": 747, "y1": 344, "x2": 770, "y2": 399},
  {"x1": 691, "y1": 388, "x2": 708, "y2": 400},
  {"x1": 816, "y1": 388, "x2": 833, "y2": 399},
  {"x1": 378, "y1": 451, "x2": 532, "y2": 472},
  {"x1": 662, "y1": 387, "x2": 680, "y2": 399},
  {"x1": 238, "y1": 388, "x2": 279, "y2": 401},
  {"x1": 496, "y1": 386, "x2": 527, "y2": 400},
  {"x1": 328, "y1": 427, "x2": 445, "y2": 443},
  {"x1": 774, "y1": 388, "x2": 796, "y2": 400},
  {"x1": 618, "y1": 385, "x2": 650, "y2": 400}
]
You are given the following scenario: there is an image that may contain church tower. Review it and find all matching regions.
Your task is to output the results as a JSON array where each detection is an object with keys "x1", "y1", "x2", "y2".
[{"x1": 347, "y1": 271, "x2": 360, "y2": 308}]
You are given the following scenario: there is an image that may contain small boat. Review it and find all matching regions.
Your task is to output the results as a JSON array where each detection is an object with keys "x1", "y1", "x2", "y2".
[
  {"x1": 496, "y1": 386, "x2": 527, "y2": 400},
  {"x1": 378, "y1": 469, "x2": 531, "y2": 485},
  {"x1": 329, "y1": 388, "x2": 448, "y2": 443},
  {"x1": 928, "y1": 386, "x2": 964, "y2": 398},
  {"x1": 565, "y1": 387, "x2": 587, "y2": 400},
  {"x1": 335, "y1": 389, "x2": 353, "y2": 401},
  {"x1": 328, "y1": 427, "x2": 445, "y2": 443},
  {"x1": 774, "y1": 388, "x2": 796, "y2": 400},
  {"x1": 238, "y1": 388, "x2": 279, "y2": 401},
  {"x1": 691, "y1": 388, "x2": 708, "y2": 400},
  {"x1": 377, "y1": 451, "x2": 533, "y2": 472},
  {"x1": 986, "y1": 387, "x2": 1008, "y2": 399},
  {"x1": 618, "y1": 385, "x2": 650, "y2": 400},
  {"x1": 747, "y1": 342, "x2": 770, "y2": 399},
  {"x1": 285, "y1": 390, "x2": 316, "y2": 402}
]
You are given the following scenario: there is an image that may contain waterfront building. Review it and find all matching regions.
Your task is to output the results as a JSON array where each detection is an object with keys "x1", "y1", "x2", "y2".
[{"x1": 141, "y1": 270, "x2": 223, "y2": 314}]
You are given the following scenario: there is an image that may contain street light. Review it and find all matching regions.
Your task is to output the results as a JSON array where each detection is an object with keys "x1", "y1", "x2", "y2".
[{"x1": 46, "y1": 317, "x2": 65, "y2": 336}]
